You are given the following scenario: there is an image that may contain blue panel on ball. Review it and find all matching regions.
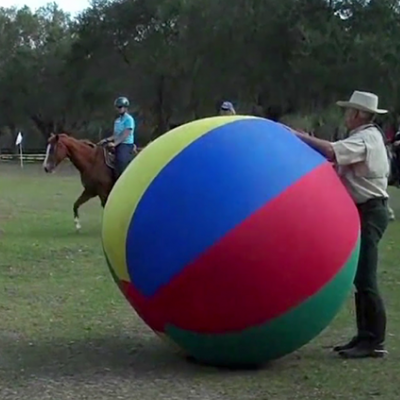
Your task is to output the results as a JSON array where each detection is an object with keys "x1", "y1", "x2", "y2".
[{"x1": 126, "y1": 118, "x2": 327, "y2": 296}]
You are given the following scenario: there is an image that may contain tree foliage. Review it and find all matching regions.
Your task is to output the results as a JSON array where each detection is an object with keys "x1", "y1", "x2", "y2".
[{"x1": 0, "y1": 0, "x2": 399, "y2": 147}]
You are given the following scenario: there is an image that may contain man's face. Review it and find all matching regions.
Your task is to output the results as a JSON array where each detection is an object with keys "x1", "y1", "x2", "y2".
[
  {"x1": 344, "y1": 108, "x2": 359, "y2": 131},
  {"x1": 116, "y1": 106, "x2": 126, "y2": 115}
]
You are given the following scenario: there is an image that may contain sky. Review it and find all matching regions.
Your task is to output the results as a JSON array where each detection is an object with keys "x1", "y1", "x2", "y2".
[{"x1": 1, "y1": 0, "x2": 90, "y2": 15}]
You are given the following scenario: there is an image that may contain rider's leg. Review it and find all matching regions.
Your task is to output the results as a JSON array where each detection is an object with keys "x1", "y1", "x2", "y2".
[
  {"x1": 115, "y1": 144, "x2": 133, "y2": 179},
  {"x1": 114, "y1": 145, "x2": 124, "y2": 179}
]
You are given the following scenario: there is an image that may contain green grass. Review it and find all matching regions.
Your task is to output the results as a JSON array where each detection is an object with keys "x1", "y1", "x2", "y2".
[{"x1": 1, "y1": 162, "x2": 400, "y2": 399}]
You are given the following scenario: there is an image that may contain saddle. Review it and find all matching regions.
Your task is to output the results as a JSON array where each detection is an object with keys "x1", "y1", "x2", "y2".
[
  {"x1": 98, "y1": 142, "x2": 140, "y2": 170},
  {"x1": 102, "y1": 146, "x2": 115, "y2": 170}
]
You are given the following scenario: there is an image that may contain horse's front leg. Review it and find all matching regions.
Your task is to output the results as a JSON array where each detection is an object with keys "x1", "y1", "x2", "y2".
[{"x1": 73, "y1": 189, "x2": 95, "y2": 231}]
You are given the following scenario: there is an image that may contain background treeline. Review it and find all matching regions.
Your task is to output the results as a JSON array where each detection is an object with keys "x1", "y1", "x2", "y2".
[{"x1": 0, "y1": 0, "x2": 399, "y2": 151}]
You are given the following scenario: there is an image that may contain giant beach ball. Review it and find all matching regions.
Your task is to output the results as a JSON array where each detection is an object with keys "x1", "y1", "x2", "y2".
[{"x1": 102, "y1": 116, "x2": 360, "y2": 367}]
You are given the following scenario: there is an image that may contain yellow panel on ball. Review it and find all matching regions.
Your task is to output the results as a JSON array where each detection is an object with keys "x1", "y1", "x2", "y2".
[{"x1": 101, "y1": 115, "x2": 252, "y2": 283}]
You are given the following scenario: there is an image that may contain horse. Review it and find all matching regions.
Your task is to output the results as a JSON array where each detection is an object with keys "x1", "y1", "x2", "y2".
[{"x1": 42, "y1": 133, "x2": 125, "y2": 231}]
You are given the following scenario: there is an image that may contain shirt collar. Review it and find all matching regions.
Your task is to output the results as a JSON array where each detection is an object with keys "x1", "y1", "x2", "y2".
[{"x1": 349, "y1": 123, "x2": 374, "y2": 136}]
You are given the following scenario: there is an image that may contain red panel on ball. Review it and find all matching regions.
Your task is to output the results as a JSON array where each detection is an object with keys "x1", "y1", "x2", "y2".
[
  {"x1": 120, "y1": 163, "x2": 359, "y2": 334},
  {"x1": 120, "y1": 279, "x2": 165, "y2": 332}
]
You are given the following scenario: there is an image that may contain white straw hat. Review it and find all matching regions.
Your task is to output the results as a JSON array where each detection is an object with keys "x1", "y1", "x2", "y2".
[{"x1": 336, "y1": 91, "x2": 387, "y2": 114}]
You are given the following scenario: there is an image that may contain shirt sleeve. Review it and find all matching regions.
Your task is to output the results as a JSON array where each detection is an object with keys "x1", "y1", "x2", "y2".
[
  {"x1": 124, "y1": 116, "x2": 135, "y2": 131},
  {"x1": 331, "y1": 134, "x2": 367, "y2": 166}
]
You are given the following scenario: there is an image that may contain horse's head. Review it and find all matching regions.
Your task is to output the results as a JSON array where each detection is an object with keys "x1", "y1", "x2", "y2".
[{"x1": 43, "y1": 133, "x2": 69, "y2": 173}]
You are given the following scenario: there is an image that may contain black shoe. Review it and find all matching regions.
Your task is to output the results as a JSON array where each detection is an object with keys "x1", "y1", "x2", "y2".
[
  {"x1": 338, "y1": 342, "x2": 387, "y2": 359},
  {"x1": 333, "y1": 336, "x2": 360, "y2": 352}
]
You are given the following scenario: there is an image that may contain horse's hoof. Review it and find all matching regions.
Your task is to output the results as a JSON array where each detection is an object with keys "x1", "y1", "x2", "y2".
[{"x1": 74, "y1": 218, "x2": 82, "y2": 231}]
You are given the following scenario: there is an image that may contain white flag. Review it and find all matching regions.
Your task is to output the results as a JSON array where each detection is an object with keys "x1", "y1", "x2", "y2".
[{"x1": 15, "y1": 132, "x2": 23, "y2": 146}]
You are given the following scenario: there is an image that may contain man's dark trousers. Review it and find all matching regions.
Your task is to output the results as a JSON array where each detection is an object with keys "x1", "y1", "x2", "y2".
[
  {"x1": 115, "y1": 143, "x2": 134, "y2": 179},
  {"x1": 354, "y1": 198, "x2": 389, "y2": 345}
]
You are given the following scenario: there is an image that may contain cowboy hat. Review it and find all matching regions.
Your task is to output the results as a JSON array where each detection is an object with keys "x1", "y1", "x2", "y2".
[{"x1": 336, "y1": 91, "x2": 387, "y2": 114}]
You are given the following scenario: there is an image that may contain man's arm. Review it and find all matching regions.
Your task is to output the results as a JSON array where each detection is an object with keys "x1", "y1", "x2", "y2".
[
  {"x1": 278, "y1": 124, "x2": 335, "y2": 159},
  {"x1": 295, "y1": 132, "x2": 336, "y2": 161},
  {"x1": 100, "y1": 131, "x2": 128, "y2": 146},
  {"x1": 295, "y1": 130, "x2": 366, "y2": 165},
  {"x1": 99, "y1": 122, "x2": 117, "y2": 145},
  {"x1": 109, "y1": 118, "x2": 135, "y2": 147},
  {"x1": 113, "y1": 129, "x2": 130, "y2": 146}
]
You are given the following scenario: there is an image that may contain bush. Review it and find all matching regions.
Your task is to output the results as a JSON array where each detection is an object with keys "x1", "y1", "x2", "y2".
[{"x1": 281, "y1": 106, "x2": 346, "y2": 140}]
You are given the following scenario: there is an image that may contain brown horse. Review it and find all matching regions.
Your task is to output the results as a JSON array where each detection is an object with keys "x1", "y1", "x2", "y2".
[{"x1": 43, "y1": 133, "x2": 117, "y2": 231}]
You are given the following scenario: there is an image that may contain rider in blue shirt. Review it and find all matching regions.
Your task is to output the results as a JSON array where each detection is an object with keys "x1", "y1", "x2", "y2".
[{"x1": 102, "y1": 96, "x2": 136, "y2": 179}]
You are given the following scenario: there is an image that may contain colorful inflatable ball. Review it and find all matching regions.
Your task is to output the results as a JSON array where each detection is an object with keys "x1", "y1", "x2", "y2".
[{"x1": 102, "y1": 116, "x2": 360, "y2": 367}]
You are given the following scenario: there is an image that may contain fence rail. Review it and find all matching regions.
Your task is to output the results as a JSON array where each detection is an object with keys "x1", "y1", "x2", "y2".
[
  {"x1": 0, "y1": 144, "x2": 146, "y2": 163},
  {"x1": 0, "y1": 153, "x2": 45, "y2": 162}
]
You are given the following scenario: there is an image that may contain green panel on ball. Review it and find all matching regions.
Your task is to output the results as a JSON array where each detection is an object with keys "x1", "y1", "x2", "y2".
[{"x1": 166, "y1": 239, "x2": 360, "y2": 366}]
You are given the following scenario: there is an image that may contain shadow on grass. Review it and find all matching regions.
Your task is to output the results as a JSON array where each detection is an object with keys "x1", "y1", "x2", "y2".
[
  {"x1": 0, "y1": 334, "x2": 187, "y2": 379},
  {"x1": 0, "y1": 332, "x2": 310, "y2": 383}
]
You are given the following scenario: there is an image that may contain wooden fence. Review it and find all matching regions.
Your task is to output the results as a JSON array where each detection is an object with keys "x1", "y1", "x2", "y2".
[
  {"x1": 0, "y1": 147, "x2": 145, "y2": 163},
  {"x1": 0, "y1": 153, "x2": 45, "y2": 162}
]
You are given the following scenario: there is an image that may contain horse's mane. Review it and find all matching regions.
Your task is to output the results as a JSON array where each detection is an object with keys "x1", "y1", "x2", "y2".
[
  {"x1": 55, "y1": 133, "x2": 97, "y2": 148},
  {"x1": 80, "y1": 139, "x2": 97, "y2": 148}
]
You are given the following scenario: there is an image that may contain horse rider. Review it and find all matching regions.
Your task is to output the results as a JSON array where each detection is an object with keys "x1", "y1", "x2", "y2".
[
  {"x1": 219, "y1": 101, "x2": 236, "y2": 116},
  {"x1": 293, "y1": 91, "x2": 390, "y2": 359},
  {"x1": 101, "y1": 96, "x2": 136, "y2": 179}
]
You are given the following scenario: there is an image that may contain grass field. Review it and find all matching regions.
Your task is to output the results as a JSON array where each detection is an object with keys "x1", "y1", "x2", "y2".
[{"x1": 1, "y1": 162, "x2": 400, "y2": 400}]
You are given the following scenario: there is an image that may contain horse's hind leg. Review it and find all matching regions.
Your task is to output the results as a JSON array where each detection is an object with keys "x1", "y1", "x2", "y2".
[
  {"x1": 73, "y1": 189, "x2": 95, "y2": 231},
  {"x1": 99, "y1": 194, "x2": 107, "y2": 208},
  {"x1": 99, "y1": 186, "x2": 111, "y2": 208}
]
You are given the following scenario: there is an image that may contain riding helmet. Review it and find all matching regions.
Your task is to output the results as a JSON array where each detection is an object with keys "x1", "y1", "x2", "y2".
[{"x1": 114, "y1": 97, "x2": 130, "y2": 108}]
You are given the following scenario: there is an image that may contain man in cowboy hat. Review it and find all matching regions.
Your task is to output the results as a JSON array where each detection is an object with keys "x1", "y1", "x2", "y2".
[{"x1": 293, "y1": 90, "x2": 390, "y2": 359}]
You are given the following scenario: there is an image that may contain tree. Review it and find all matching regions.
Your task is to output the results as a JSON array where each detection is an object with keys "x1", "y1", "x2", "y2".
[{"x1": 1, "y1": 0, "x2": 400, "y2": 149}]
